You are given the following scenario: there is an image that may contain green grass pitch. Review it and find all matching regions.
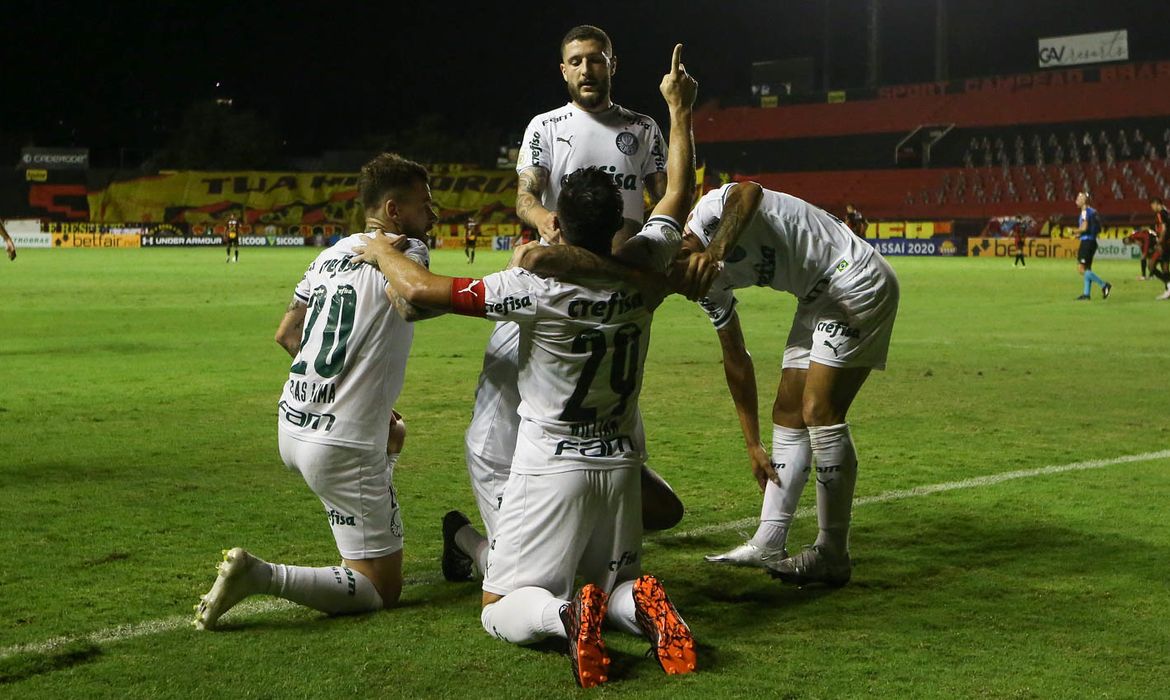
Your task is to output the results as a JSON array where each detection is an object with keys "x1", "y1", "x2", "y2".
[{"x1": 1, "y1": 248, "x2": 1167, "y2": 697}]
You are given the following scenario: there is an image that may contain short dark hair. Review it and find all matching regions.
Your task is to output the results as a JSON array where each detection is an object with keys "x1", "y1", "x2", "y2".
[
  {"x1": 557, "y1": 168, "x2": 623, "y2": 256},
  {"x1": 1151, "y1": 196, "x2": 1163, "y2": 205},
  {"x1": 560, "y1": 25, "x2": 612, "y2": 58},
  {"x1": 359, "y1": 153, "x2": 429, "y2": 213}
]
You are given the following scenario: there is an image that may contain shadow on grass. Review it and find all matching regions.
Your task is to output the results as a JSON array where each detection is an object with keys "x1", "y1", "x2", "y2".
[{"x1": 0, "y1": 641, "x2": 101, "y2": 684}]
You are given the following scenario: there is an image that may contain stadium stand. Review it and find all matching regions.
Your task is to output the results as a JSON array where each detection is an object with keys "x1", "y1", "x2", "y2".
[{"x1": 696, "y1": 61, "x2": 1170, "y2": 222}]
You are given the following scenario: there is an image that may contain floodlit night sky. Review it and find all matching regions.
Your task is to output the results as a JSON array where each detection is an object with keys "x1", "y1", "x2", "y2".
[{"x1": 3, "y1": 0, "x2": 1168, "y2": 164}]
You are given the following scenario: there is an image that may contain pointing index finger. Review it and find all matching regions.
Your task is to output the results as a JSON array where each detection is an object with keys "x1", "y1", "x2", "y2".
[{"x1": 671, "y1": 43, "x2": 683, "y2": 74}]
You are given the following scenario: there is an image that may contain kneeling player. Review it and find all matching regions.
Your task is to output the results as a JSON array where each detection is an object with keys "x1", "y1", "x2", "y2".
[
  {"x1": 194, "y1": 154, "x2": 437, "y2": 628},
  {"x1": 681, "y1": 181, "x2": 900, "y2": 586},
  {"x1": 356, "y1": 46, "x2": 698, "y2": 688}
]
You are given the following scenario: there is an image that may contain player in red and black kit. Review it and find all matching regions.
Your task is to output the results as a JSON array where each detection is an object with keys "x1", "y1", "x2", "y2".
[
  {"x1": 1011, "y1": 228, "x2": 1026, "y2": 267},
  {"x1": 225, "y1": 215, "x2": 240, "y2": 263},
  {"x1": 844, "y1": 203, "x2": 866, "y2": 238},
  {"x1": 1124, "y1": 227, "x2": 1158, "y2": 280},
  {"x1": 1150, "y1": 198, "x2": 1170, "y2": 299},
  {"x1": 463, "y1": 218, "x2": 478, "y2": 264}
]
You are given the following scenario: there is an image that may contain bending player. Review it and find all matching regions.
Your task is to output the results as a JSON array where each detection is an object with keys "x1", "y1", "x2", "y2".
[
  {"x1": 354, "y1": 44, "x2": 698, "y2": 688},
  {"x1": 443, "y1": 24, "x2": 682, "y2": 584},
  {"x1": 679, "y1": 182, "x2": 900, "y2": 586},
  {"x1": 194, "y1": 154, "x2": 437, "y2": 629}
]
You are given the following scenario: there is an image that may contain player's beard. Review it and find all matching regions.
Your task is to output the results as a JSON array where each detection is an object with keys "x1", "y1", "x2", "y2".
[{"x1": 569, "y1": 74, "x2": 611, "y2": 111}]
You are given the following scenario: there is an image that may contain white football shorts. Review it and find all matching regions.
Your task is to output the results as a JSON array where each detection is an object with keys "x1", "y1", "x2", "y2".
[
  {"x1": 481, "y1": 467, "x2": 642, "y2": 599},
  {"x1": 278, "y1": 431, "x2": 403, "y2": 560},
  {"x1": 783, "y1": 252, "x2": 900, "y2": 371}
]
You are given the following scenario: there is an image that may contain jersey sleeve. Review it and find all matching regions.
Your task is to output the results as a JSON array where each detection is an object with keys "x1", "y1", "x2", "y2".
[
  {"x1": 516, "y1": 115, "x2": 552, "y2": 175},
  {"x1": 633, "y1": 215, "x2": 683, "y2": 273},
  {"x1": 292, "y1": 272, "x2": 312, "y2": 305},
  {"x1": 451, "y1": 269, "x2": 541, "y2": 322},
  {"x1": 684, "y1": 185, "x2": 731, "y2": 247},
  {"x1": 697, "y1": 284, "x2": 738, "y2": 330},
  {"x1": 642, "y1": 117, "x2": 667, "y2": 178}
]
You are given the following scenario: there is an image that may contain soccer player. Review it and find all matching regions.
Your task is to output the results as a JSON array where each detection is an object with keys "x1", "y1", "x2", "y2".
[
  {"x1": 1011, "y1": 227, "x2": 1026, "y2": 267},
  {"x1": 0, "y1": 219, "x2": 15, "y2": 261},
  {"x1": 680, "y1": 182, "x2": 900, "y2": 587},
  {"x1": 1149, "y1": 198, "x2": 1170, "y2": 299},
  {"x1": 464, "y1": 218, "x2": 478, "y2": 264},
  {"x1": 194, "y1": 154, "x2": 437, "y2": 630},
  {"x1": 225, "y1": 214, "x2": 240, "y2": 263},
  {"x1": 354, "y1": 45, "x2": 698, "y2": 688},
  {"x1": 445, "y1": 24, "x2": 681, "y2": 583},
  {"x1": 1073, "y1": 192, "x2": 1111, "y2": 301},
  {"x1": 844, "y1": 203, "x2": 867, "y2": 238},
  {"x1": 1123, "y1": 227, "x2": 1157, "y2": 280}
]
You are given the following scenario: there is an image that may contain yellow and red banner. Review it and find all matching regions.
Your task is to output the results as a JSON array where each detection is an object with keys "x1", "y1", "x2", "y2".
[{"x1": 85, "y1": 169, "x2": 523, "y2": 226}]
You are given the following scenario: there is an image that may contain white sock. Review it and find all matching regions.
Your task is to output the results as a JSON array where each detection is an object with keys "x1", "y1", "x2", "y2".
[
  {"x1": 808, "y1": 423, "x2": 859, "y2": 556},
  {"x1": 604, "y1": 579, "x2": 641, "y2": 636},
  {"x1": 268, "y1": 563, "x2": 384, "y2": 614},
  {"x1": 455, "y1": 524, "x2": 490, "y2": 576},
  {"x1": 749, "y1": 424, "x2": 812, "y2": 550},
  {"x1": 480, "y1": 587, "x2": 567, "y2": 644}
]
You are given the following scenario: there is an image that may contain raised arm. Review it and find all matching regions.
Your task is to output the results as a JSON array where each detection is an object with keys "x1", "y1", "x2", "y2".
[
  {"x1": 648, "y1": 44, "x2": 697, "y2": 226},
  {"x1": 678, "y1": 182, "x2": 764, "y2": 300},
  {"x1": 511, "y1": 240, "x2": 667, "y2": 302},
  {"x1": 715, "y1": 312, "x2": 779, "y2": 492},
  {"x1": 516, "y1": 167, "x2": 561, "y2": 244}
]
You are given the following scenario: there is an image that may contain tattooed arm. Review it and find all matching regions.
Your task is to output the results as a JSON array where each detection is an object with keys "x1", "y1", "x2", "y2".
[
  {"x1": 274, "y1": 299, "x2": 308, "y2": 357},
  {"x1": 516, "y1": 166, "x2": 561, "y2": 244},
  {"x1": 677, "y1": 181, "x2": 763, "y2": 300}
]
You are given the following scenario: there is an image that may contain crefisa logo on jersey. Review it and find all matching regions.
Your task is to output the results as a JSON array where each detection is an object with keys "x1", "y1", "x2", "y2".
[{"x1": 615, "y1": 131, "x2": 639, "y2": 155}]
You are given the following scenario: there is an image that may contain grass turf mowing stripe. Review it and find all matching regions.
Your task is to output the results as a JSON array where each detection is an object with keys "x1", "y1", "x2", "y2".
[{"x1": 3, "y1": 448, "x2": 1166, "y2": 661}]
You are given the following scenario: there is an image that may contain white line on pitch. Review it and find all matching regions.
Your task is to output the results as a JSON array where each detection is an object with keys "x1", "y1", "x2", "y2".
[
  {"x1": 3, "y1": 449, "x2": 1168, "y2": 661},
  {"x1": 665, "y1": 449, "x2": 1170, "y2": 539}
]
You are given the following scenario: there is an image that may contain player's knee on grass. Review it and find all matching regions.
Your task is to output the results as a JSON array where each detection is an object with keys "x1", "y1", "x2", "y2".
[
  {"x1": 344, "y1": 551, "x2": 403, "y2": 606},
  {"x1": 641, "y1": 466, "x2": 684, "y2": 531}
]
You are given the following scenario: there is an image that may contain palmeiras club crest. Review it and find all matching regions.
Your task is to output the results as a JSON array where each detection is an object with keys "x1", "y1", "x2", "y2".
[{"x1": 615, "y1": 131, "x2": 639, "y2": 155}]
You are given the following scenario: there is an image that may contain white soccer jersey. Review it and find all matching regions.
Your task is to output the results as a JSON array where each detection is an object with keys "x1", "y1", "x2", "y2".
[
  {"x1": 687, "y1": 184, "x2": 876, "y2": 329},
  {"x1": 517, "y1": 102, "x2": 666, "y2": 221},
  {"x1": 453, "y1": 268, "x2": 660, "y2": 476},
  {"x1": 278, "y1": 233, "x2": 430, "y2": 450},
  {"x1": 463, "y1": 217, "x2": 681, "y2": 466}
]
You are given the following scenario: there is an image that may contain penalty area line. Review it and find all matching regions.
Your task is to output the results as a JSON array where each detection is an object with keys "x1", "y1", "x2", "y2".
[{"x1": 4, "y1": 449, "x2": 1168, "y2": 661}]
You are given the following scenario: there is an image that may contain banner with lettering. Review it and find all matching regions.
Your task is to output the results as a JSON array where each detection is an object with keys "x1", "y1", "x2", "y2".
[{"x1": 85, "y1": 169, "x2": 522, "y2": 226}]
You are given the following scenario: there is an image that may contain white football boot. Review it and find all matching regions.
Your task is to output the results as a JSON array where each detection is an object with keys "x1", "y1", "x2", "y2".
[
  {"x1": 193, "y1": 548, "x2": 270, "y2": 630},
  {"x1": 703, "y1": 541, "x2": 788, "y2": 568}
]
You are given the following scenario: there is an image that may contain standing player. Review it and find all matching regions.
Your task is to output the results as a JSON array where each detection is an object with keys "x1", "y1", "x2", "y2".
[
  {"x1": 1073, "y1": 192, "x2": 1111, "y2": 301},
  {"x1": 194, "y1": 154, "x2": 437, "y2": 629},
  {"x1": 445, "y1": 24, "x2": 681, "y2": 583},
  {"x1": 0, "y1": 220, "x2": 15, "y2": 261},
  {"x1": 1149, "y1": 197, "x2": 1170, "y2": 299},
  {"x1": 355, "y1": 46, "x2": 698, "y2": 687},
  {"x1": 679, "y1": 182, "x2": 900, "y2": 586},
  {"x1": 225, "y1": 214, "x2": 240, "y2": 263},
  {"x1": 1011, "y1": 226, "x2": 1026, "y2": 267},
  {"x1": 464, "y1": 218, "x2": 479, "y2": 264}
]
